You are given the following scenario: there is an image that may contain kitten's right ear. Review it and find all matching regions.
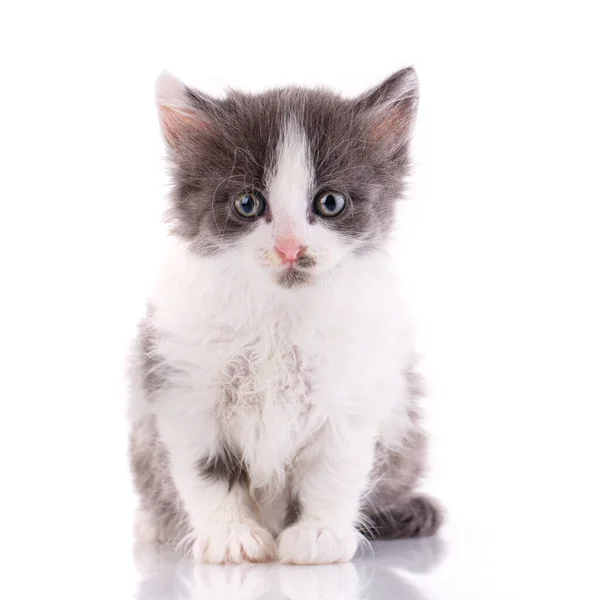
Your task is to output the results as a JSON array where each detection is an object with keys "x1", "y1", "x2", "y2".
[
  {"x1": 355, "y1": 67, "x2": 419, "y2": 148},
  {"x1": 155, "y1": 71, "x2": 215, "y2": 149}
]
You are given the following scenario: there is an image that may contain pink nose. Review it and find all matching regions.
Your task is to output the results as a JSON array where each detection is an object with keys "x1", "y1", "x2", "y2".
[{"x1": 275, "y1": 239, "x2": 305, "y2": 264}]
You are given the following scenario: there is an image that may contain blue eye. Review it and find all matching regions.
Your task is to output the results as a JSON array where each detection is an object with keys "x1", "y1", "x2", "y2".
[
  {"x1": 314, "y1": 191, "x2": 346, "y2": 217},
  {"x1": 234, "y1": 191, "x2": 266, "y2": 218}
]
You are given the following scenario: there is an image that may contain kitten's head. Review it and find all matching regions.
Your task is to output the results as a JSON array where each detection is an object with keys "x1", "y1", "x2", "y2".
[{"x1": 156, "y1": 69, "x2": 418, "y2": 288}]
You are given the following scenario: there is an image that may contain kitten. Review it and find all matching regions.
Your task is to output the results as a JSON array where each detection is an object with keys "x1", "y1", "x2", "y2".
[{"x1": 128, "y1": 68, "x2": 442, "y2": 565}]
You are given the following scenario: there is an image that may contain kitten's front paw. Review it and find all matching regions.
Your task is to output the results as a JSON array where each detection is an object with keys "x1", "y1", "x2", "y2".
[
  {"x1": 278, "y1": 522, "x2": 358, "y2": 565},
  {"x1": 194, "y1": 524, "x2": 276, "y2": 564}
]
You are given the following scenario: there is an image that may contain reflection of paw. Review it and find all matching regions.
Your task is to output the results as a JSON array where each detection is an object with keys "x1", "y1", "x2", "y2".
[
  {"x1": 193, "y1": 564, "x2": 275, "y2": 599},
  {"x1": 194, "y1": 524, "x2": 276, "y2": 564},
  {"x1": 278, "y1": 522, "x2": 358, "y2": 564},
  {"x1": 278, "y1": 563, "x2": 360, "y2": 600}
]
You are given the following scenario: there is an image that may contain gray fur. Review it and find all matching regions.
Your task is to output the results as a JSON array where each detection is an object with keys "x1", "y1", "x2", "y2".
[
  {"x1": 284, "y1": 495, "x2": 302, "y2": 528},
  {"x1": 295, "y1": 254, "x2": 317, "y2": 269},
  {"x1": 196, "y1": 447, "x2": 249, "y2": 490},
  {"x1": 360, "y1": 495, "x2": 443, "y2": 540},
  {"x1": 129, "y1": 316, "x2": 192, "y2": 549},
  {"x1": 137, "y1": 312, "x2": 175, "y2": 399},
  {"x1": 277, "y1": 267, "x2": 312, "y2": 289},
  {"x1": 129, "y1": 416, "x2": 191, "y2": 548},
  {"x1": 360, "y1": 368, "x2": 443, "y2": 539},
  {"x1": 164, "y1": 68, "x2": 417, "y2": 255}
]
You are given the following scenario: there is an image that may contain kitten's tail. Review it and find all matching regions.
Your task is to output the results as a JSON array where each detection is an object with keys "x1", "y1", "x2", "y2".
[{"x1": 359, "y1": 494, "x2": 444, "y2": 540}]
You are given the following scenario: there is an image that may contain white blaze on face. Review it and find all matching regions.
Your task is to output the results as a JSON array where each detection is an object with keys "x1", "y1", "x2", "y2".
[{"x1": 267, "y1": 120, "x2": 315, "y2": 249}]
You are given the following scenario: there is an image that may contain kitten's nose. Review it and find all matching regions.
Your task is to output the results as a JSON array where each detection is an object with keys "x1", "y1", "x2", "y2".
[{"x1": 275, "y1": 238, "x2": 306, "y2": 264}]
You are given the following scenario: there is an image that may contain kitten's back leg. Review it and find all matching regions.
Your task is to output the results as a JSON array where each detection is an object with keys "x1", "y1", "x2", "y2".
[
  {"x1": 360, "y1": 382, "x2": 443, "y2": 540},
  {"x1": 360, "y1": 493, "x2": 443, "y2": 540}
]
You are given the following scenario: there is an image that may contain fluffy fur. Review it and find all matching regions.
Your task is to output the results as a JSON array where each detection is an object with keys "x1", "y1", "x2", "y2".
[{"x1": 128, "y1": 68, "x2": 442, "y2": 565}]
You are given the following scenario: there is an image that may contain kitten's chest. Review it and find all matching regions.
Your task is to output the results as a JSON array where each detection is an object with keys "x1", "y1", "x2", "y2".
[
  {"x1": 221, "y1": 339, "x2": 312, "y2": 409},
  {"x1": 213, "y1": 318, "x2": 323, "y2": 485}
]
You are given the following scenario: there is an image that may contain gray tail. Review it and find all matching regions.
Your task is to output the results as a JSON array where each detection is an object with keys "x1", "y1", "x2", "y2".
[{"x1": 359, "y1": 494, "x2": 444, "y2": 540}]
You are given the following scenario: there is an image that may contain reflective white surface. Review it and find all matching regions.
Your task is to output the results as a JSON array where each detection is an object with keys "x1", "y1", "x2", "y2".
[
  {"x1": 4, "y1": 494, "x2": 598, "y2": 600},
  {"x1": 134, "y1": 538, "x2": 446, "y2": 600}
]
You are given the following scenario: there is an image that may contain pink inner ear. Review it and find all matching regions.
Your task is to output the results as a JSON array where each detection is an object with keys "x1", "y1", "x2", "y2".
[
  {"x1": 160, "y1": 105, "x2": 210, "y2": 147},
  {"x1": 370, "y1": 100, "x2": 412, "y2": 145}
]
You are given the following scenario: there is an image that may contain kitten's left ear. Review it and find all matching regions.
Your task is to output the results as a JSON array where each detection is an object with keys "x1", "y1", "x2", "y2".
[{"x1": 355, "y1": 67, "x2": 419, "y2": 146}]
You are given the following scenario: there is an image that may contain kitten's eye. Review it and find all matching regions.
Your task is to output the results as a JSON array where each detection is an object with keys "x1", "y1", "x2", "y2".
[
  {"x1": 233, "y1": 191, "x2": 266, "y2": 218},
  {"x1": 313, "y1": 191, "x2": 346, "y2": 218}
]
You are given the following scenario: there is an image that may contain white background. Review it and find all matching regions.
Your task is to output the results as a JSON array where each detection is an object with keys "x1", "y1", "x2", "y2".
[{"x1": 1, "y1": 1, "x2": 599, "y2": 599}]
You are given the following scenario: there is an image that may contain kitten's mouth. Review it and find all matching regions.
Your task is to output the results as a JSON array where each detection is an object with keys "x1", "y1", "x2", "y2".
[
  {"x1": 265, "y1": 251, "x2": 317, "y2": 288},
  {"x1": 277, "y1": 267, "x2": 313, "y2": 289}
]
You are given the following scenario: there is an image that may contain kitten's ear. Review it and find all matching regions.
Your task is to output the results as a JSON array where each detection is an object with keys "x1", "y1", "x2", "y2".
[
  {"x1": 155, "y1": 71, "x2": 215, "y2": 149},
  {"x1": 355, "y1": 67, "x2": 419, "y2": 146}
]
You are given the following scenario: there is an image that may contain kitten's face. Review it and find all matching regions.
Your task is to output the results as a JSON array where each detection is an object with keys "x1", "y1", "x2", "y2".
[{"x1": 157, "y1": 69, "x2": 418, "y2": 288}]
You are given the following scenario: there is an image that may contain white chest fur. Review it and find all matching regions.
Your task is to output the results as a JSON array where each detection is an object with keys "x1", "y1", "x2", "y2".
[
  {"x1": 150, "y1": 242, "x2": 412, "y2": 492},
  {"x1": 215, "y1": 309, "x2": 325, "y2": 490}
]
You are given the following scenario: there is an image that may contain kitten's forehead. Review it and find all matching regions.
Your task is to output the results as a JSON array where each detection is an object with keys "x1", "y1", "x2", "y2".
[{"x1": 266, "y1": 119, "x2": 315, "y2": 234}]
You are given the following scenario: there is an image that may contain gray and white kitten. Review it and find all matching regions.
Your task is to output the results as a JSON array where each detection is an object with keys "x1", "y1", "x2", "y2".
[{"x1": 129, "y1": 68, "x2": 442, "y2": 565}]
